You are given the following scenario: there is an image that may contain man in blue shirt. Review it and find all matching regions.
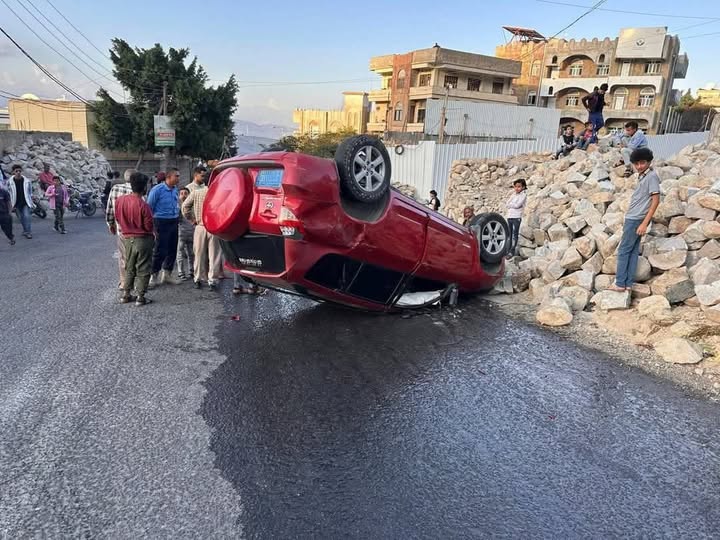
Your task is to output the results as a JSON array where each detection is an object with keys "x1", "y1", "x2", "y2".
[{"x1": 147, "y1": 167, "x2": 181, "y2": 286}]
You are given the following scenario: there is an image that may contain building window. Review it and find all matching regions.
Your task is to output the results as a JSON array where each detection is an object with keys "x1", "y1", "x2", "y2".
[
  {"x1": 645, "y1": 62, "x2": 661, "y2": 74},
  {"x1": 638, "y1": 87, "x2": 655, "y2": 107},
  {"x1": 417, "y1": 107, "x2": 426, "y2": 124},
  {"x1": 467, "y1": 78, "x2": 482, "y2": 92},
  {"x1": 530, "y1": 61, "x2": 541, "y2": 76},
  {"x1": 444, "y1": 75, "x2": 459, "y2": 89},
  {"x1": 569, "y1": 62, "x2": 583, "y2": 77},
  {"x1": 393, "y1": 102, "x2": 403, "y2": 122},
  {"x1": 492, "y1": 79, "x2": 504, "y2": 94},
  {"x1": 418, "y1": 73, "x2": 431, "y2": 87},
  {"x1": 548, "y1": 85, "x2": 554, "y2": 95},
  {"x1": 381, "y1": 76, "x2": 391, "y2": 90},
  {"x1": 527, "y1": 91, "x2": 537, "y2": 105},
  {"x1": 551, "y1": 55, "x2": 558, "y2": 64},
  {"x1": 598, "y1": 53, "x2": 606, "y2": 64},
  {"x1": 613, "y1": 87, "x2": 628, "y2": 110},
  {"x1": 396, "y1": 69, "x2": 406, "y2": 89},
  {"x1": 596, "y1": 64, "x2": 609, "y2": 76},
  {"x1": 565, "y1": 91, "x2": 580, "y2": 107}
]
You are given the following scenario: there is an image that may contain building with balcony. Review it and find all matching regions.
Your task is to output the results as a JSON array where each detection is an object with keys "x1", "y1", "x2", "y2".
[
  {"x1": 367, "y1": 44, "x2": 521, "y2": 135},
  {"x1": 293, "y1": 92, "x2": 370, "y2": 136},
  {"x1": 498, "y1": 26, "x2": 688, "y2": 134},
  {"x1": 495, "y1": 27, "x2": 548, "y2": 108}
]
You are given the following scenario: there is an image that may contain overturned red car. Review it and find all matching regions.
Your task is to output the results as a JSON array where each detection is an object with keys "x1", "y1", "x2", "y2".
[{"x1": 202, "y1": 136, "x2": 509, "y2": 312}]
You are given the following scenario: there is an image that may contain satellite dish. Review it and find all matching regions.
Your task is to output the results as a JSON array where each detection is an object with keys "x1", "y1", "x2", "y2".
[{"x1": 20, "y1": 93, "x2": 39, "y2": 100}]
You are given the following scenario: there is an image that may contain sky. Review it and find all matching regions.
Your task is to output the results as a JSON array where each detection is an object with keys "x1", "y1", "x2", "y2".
[{"x1": 0, "y1": 0, "x2": 718, "y2": 126}]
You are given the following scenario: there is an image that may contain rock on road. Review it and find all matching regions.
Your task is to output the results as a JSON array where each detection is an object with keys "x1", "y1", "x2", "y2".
[{"x1": 1, "y1": 216, "x2": 719, "y2": 538}]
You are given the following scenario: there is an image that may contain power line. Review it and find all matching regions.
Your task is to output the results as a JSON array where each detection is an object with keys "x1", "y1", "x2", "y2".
[
  {"x1": 22, "y1": 0, "x2": 114, "y2": 75},
  {"x1": 535, "y1": 0, "x2": 720, "y2": 20},
  {"x1": 43, "y1": 0, "x2": 109, "y2": 59},
  {"x1": 0, "y1": 24, "x2": 89, "y2": 103},
  {"x1": 0, "y1": 0, "x2": 122, "y2": 100},
  {"x1": 517, "y1": 0, "x2": 609, "y2": 62}
]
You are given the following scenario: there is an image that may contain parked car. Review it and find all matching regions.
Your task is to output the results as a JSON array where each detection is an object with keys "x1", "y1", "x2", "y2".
[{"x1": 203, "y1": 135, "x2": 510, "y2": 312}]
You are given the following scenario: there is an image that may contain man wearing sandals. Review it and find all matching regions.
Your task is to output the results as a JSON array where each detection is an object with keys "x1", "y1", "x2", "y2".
[{"x1": 608, "y1": 148, "x2": 660, "y2": 296}]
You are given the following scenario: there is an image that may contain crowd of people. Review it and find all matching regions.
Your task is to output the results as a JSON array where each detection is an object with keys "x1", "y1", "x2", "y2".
[{"x1": 106, "y1": 166, "x2": 265, "y2": 306}]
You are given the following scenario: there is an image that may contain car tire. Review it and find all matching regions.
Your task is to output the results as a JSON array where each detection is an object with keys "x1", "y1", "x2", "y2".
[
  {"x1": 335, "y1": 135, "x2": 391, "y2": 203},
  {"x1": 469, "y1": 212, "x2": 510, "y2": 265}
]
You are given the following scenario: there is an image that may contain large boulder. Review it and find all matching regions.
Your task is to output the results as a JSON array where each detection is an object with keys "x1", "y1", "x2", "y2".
[
  {"x1": 637, "y1": 295, "x2": 674, "y2": 325},
  {"x1": 536, "y1": 298, "x2": 573, "y2": 327},
  {"x1": 697, "y1": 192, "x2": 720, "y2": 212},
  {"x1": 591, "y1": 290, "x2": 631, "y2": 311},
  {"x1": 649, "y1": 268, "x2": 695, "y2": 304},
  {"x1": 559, "y1": 286, "x2": 593, "y2": 312},
  {"x1": 648, "y1": 251, "x2": 688, "y2": 271},
  {"x1": 560, "y1": 247, "x2": 583, "y2": 271},
  {"x1": 695, "y1": 281, "x2": 720, "y2": 306},
  {"x1": 685, "y1": 203, "x2": 716, "y2": 221},
  {"x1": 654, "y1": 338, "x2": 704, "y2": 365},
  {"x1": 689, "y1": 258, "x2": 720, "y2": 285},
  {"x1": 698, "y1": 240, "x2": 720, "y2": 260}
]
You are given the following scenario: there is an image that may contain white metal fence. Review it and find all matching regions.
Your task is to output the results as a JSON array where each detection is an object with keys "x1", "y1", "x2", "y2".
[{"x1": 389, "y1": 131, "x2": 711, "y2": 199}]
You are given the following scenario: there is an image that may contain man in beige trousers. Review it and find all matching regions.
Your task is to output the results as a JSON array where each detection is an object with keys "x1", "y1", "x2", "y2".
[
  {"x1": 181, "y1": 182, "x2": 223, "y2": 291},
  {"x1": 106, "y1": 169, "x2": 137, "y2": 289}
]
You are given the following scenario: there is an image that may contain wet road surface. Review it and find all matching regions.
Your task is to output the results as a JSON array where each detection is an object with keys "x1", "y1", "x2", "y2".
[{"x1": 1, "y1": 215, "x2": 720, "y2": 538}]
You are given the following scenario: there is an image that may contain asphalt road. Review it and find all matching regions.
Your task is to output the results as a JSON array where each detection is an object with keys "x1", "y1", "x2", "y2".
[{"x1": 1, "y1": 214, "x2": 720, "y2": 538}]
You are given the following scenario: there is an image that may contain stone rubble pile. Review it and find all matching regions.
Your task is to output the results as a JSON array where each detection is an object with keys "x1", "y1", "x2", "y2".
[
  {"x1": 1, "y1": 136, "x2": 110, "y2": 198},
  {"x1": 444, "y1": 132, "x2": 720, "y2": 368}
]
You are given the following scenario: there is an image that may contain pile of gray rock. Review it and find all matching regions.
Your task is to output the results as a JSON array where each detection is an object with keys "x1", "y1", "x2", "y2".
[
  {"x1": 1, "y1": 136, "x2": 110, "y2": 198},
  {"x1": 445, "y1": 131, "x2": 720, "y2": 366}
]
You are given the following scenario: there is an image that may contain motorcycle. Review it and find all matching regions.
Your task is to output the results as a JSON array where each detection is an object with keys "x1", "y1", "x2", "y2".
[
  {"x1": 68, "y1": 187, "x2": 99, "y2": 217},
  {"x1": 32, "y1": 195, "x2": 48, "y2": 219}
]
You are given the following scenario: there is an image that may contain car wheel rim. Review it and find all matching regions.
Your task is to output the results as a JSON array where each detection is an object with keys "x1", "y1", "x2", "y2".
[
  {"x1": 353, "y1": 146, "x2": 385, "y2": 193},
  {"x1": 480, "y1": 221, "x2": 506, "y2": 255}
]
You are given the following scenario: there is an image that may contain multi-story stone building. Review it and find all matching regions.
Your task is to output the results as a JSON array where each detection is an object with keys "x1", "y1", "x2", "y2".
[
  {"x1": 495, "y1": 27, "x2": 547, "y2": 109},
  {"x1": 498, "y1": 27, "x2": 688, "y2": 134},
  {"x1": 367, "y1": 45, "x2": 521, "y2": 135},
  {"x1": 293, "y1": 92, "x2": 370, "y2": 136}
]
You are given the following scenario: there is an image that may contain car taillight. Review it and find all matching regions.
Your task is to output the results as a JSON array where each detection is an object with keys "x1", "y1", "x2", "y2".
[{"x1": 279, "y1": 206, "x2": 304, "y2": 237}]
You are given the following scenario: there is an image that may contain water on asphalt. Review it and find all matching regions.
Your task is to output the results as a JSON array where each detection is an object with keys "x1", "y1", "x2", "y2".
[{"x1": 1, "y1": 215, "x2": 719, "y2": 538}]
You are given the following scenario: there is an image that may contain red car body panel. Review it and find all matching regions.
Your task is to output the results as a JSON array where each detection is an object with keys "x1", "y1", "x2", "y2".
[{"x1": 204, "y1": 151, "x2": 504, "y2": 311}]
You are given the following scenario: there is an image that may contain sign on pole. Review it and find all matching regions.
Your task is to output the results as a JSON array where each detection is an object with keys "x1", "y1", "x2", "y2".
[{"x1": 154, "y1": 115, "x2": 175, "y2": 147}]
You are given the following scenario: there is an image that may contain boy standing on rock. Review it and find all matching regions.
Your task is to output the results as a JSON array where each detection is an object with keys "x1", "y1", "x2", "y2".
[{"x1": 608, "y1": 148, "x2": 660, "y2": 293}]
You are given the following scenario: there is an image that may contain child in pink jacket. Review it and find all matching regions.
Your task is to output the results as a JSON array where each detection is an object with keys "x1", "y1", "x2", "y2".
[{"x1": 45, "y1": 176, "x2": 69, "y2": 234}]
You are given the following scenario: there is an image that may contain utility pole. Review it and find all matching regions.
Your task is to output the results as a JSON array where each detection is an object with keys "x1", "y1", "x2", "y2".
[
  {"x1": 160, "y1": 81, "x2": 170, "y2": 171},
  {"x1": 438, "y1": 85, "x2": 449, "y2": 144}
]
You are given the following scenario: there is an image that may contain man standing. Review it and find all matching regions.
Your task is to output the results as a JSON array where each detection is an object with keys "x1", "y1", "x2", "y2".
[
  {"x1": 147, "y1": 168, "x2": 181, "y2": 286},
  {"x1": 582, "y1": 83, "x2": 608, "y2": 135},
  {"x1": 182, "y1": 180, "x2": 222, "y2": 291},
  {"x1": 187, "y1": 166, "x2": 206, "y2": 192},
  {"x1": 7, "y1": 164, "x2": 35, "y2": 239},
  {"x1": 38, "y1": 163, "x2": 54, "y2": 190},
  {"x1": 115, "y1": 172, "x2": 155, "y2": 306},
  {"x1": 106, "y1": 169, "x2": 136, "y2": 289}
]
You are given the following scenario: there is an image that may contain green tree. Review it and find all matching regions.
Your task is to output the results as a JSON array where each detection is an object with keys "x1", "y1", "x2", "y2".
[
  {"x1": 263, "y1": 129, "x2": 357, "y2": 158},
  {"x1": 678, "y1": 89, "x2": 697, "y2": 110},
  {"x1": 92, "y1": 39, "x2": 238, "y2": 162}
]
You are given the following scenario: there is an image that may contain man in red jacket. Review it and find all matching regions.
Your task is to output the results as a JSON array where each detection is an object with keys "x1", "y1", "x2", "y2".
[{"x1": 115, "y1": 172, "x2": 155, "y2": 306}]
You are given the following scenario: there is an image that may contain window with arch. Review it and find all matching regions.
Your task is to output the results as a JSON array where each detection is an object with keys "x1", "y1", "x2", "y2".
[
  {"x1": 598, "y1": 54, "x2": 606, "y2": 64},
  {"x1": 530, "y1": 61, "x2": 541, "y2": 76},
  {"x1": 548, "y1": 85, "x2": 554, "y2": 95},
  {"x1": 569, "y1": 61, "x2": 583, "y2": 77},
  {"x1": 613, "y1": 87, "x2": 628, "y2": 110},
  {"x1": 527, "y1": 91, "x2": 537, "y2": 105},
  {"x1": 638, "y1": 87, "x2": 655, "y2": 108},
  {"x1": 396, "y1": 70, "x2": 406, "y2": 89},
  {"x1": 393, "y1": 102, "x2": 403, "y2": 122},
  {"x1": 565, "y1": 91, "x2": 580, "y2": 107},
  {"x1": 551, "y1": 55, "x2": 558, "y2": 64}
]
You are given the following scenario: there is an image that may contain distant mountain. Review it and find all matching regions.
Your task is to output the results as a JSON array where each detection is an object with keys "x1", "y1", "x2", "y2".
[
  {"x1": 235, "y1": 135, "x2": 278, "y2": 156},
  {"x1": 234, "y1": 120, "x2": 294, "y2": 140}
]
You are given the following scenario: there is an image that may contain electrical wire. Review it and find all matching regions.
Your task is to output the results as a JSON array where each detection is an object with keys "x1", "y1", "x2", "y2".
[
  {"x1": 43, "y1": 0, "x2": 109, "y2": 60},
  {"x1": 0, "y1": 25, "x2": 89, "y2": 103},
  {"x1": 517, "y1": 0, "x2": 609, "y2": 62},
  {"x1": 535, "y1": 0, "x2": 720, "y2": 20}
]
